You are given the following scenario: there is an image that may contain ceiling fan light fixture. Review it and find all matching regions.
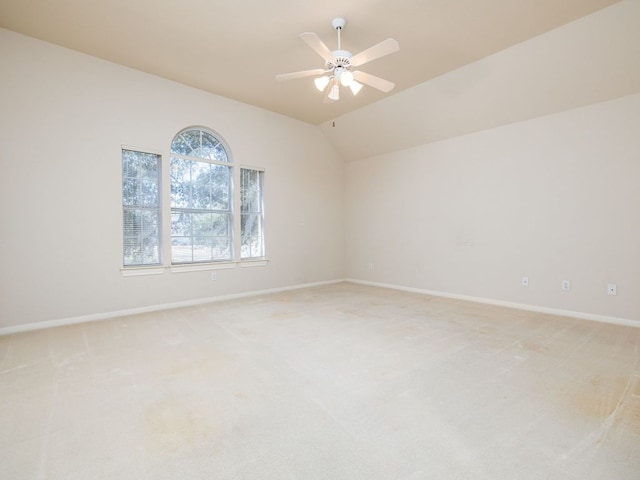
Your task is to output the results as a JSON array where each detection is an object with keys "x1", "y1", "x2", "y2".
[
  {"x1": 339, "y1": 70, "x2": 354, "y2": 87},
  {"x1": 328, "y1": 83, "x2": 340, "y2": 101},
  {"x1": 349, "y1": 80, "x2": 363, "y2": 96},
  {"x1": 314, "y1": 75, "x2": 331, "y2": 91}
]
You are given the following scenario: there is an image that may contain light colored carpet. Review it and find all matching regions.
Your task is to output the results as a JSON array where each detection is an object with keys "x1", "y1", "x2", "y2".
[{"x1": 1, "y1": 282, "x2": 639, "y2": 479}]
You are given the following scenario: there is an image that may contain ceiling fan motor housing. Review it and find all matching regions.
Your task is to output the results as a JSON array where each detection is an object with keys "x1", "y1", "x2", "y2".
[{"x1": 327, "y1": 50, "x2": 352, "y2": 71}]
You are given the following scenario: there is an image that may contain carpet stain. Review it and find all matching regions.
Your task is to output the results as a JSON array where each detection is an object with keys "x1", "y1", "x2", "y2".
[
  {"x1": 565, "y1": 374, "x2": 640, "y2": 435},
  {"x1": 570, "y1": 376, "x2": 626, "y2": 418},
  {"x1": 164, "y1": 350, "x2": 230, "y2": 381},
  {"x1": 271, "y1": 311, "x2": 299, "y2": 320},
  {"x1": 144, "y1": 394, "x2": 214, "y2": 455},
  {"x1": 520, "y1": 340, "x2": 546, "y2": 352},
  {"x1": 385, "y1": 322, "x2": 423, "y2": 338},
  {"x1": 341, "y1": 308, "x2": 373, "y2": 319}
]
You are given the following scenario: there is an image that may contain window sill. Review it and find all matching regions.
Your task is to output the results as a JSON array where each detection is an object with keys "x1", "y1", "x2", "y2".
[
  {"x1": 239, "y1": 259, "x2": 269, "y2": 267},
  {"x1": 170, "y1": 262, "x2": 237, "y2": 273},
  {"x1": 121, "y1": 266, "x2": 166, "y2": 276},
  {"x1": 122, "y1": 259, "x2": 269, "y2": 276}
]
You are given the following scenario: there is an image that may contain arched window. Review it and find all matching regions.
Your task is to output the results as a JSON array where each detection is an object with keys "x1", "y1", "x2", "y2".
[
  {"x1": 122, "y1": 127, "x2": 264, "y2": 271},
  {"x1": 170, "y1": 127, "x2": 233, "y2": 263}
]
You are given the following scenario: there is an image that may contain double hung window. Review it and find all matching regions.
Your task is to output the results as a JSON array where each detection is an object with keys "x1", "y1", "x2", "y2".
[
  {"x1": 240, "y1": 168, "x2": 265, "y2": 259},
  {"x1": 122, "y1": 149, "x2": 161, "y2": 266}
]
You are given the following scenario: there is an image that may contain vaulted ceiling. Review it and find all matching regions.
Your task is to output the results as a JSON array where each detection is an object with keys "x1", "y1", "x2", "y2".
[{"x1": 0, "y1": 0, "x2": 620, "y2": 125}]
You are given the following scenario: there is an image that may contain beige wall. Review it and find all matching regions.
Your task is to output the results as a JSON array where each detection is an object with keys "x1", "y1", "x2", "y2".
[
  {"x1": 345, "y1": 93, "x2": 640, "y2": 322},
  {"x1": 339, "y1": 0, "x2": 640, "y2": 324},
  {"x1": 0, "y1": 29, "x2": 345, "y2": 329}
]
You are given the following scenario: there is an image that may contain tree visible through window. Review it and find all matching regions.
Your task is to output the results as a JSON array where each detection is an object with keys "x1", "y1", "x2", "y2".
[
  {"x1": 170, "y1": 128, "x2": 232, "y2": 263},
  {"x1": 122, "y1": 149, "x2": 162, "y2": 266},
  {"x1": 122, "y1": 128, "x2": 265, "y2": 270},
  {"x1": 241, "y1": 168, "x2": 265, "y2": 259}
]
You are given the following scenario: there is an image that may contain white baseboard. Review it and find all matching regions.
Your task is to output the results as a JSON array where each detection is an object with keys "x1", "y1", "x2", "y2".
[
  {"x1": 0, "y1": 279, "x2": 346, "y2": 336},
  {"x1": 346, "y1": 278, "x2": 639, "y2": 328},
  {"x1": 4, "y1": 278, "x2": 636, "y2": 336}
]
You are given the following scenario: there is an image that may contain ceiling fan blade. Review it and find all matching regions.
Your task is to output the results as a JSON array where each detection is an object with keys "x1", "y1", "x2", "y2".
[
  {"x1": 352, "y1": 70, "x2": 395, "y2": 93},
  {"x1": 300, "y1": 32, "x2": 335, "y2": 64},
  {"x1": 350, "y1": 38, "x2": 399, "y2": 67},
  {"x1": 276, "y1": 68, "x2": 327, "y2": 82}
]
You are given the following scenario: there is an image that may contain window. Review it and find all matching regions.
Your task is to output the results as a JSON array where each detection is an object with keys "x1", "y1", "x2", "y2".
[
  {"x1": 240, "y1": 168, "x2": 265, "y2": 259},
  {"x1": 122, "y1": 127, "x2": 265, "y2": 272},
  {"x1": 170, "y1": 128, "x2": 232, "y2": 264},
  {"x1": 122, "y1": 149, "x2": 162, "y2": 266}
]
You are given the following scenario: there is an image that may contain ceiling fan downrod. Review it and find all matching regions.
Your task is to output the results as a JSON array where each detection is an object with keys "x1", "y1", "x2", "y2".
[{"x1": 332, "y1": 17, "x2": 346, "y2": 51}]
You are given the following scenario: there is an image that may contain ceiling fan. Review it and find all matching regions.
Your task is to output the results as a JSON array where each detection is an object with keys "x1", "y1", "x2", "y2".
[{"x1": 276, "y1": 18, "x2": 400, "y2": 102}]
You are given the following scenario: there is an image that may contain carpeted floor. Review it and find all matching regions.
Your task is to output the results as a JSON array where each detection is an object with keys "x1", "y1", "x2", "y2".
[{"x1": 1, "y1": 282, "x2": 639, "y2": 479}]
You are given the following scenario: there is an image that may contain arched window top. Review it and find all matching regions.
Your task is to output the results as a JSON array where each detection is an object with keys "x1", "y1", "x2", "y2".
[{"x1": 171, "y1": 127, "x2": 230, "y2": 163}]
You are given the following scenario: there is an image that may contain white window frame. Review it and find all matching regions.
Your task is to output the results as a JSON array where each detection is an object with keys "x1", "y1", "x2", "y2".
[
  {"x1": 239, "y1": 166, "x2": 266, "y2": 261},
  {"x1": 169, "y1": 127, "x2": 234, "y2": 265},
  {"x1": 121, "y1": 146, "x2": 163, "y2": 271},
  {"x1": 121, "y1": 129, "x2": 268, "y2": 276}
]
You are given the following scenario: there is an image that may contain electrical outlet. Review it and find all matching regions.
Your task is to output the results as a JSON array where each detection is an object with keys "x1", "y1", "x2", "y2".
[
  {"x1": 211, "y1": 272, "x2": 217, "y2": 281},
  {"x1": 367, "y1": 263, "x2": 375, "y2": 271},
  {"x1": 562, "y1": 280, "x2": 570, "y2": 291},
  {"x1": 607, "y1": 284, "x2": 617, "y2": 295},
  {"x1": 522, "y1": 277, "x2": 529, "y2": 287}
]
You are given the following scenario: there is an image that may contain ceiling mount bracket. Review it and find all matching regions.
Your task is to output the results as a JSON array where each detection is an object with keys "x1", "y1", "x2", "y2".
[{"x1": 331, "y1": 18, "x2": 346, "y2": 31}]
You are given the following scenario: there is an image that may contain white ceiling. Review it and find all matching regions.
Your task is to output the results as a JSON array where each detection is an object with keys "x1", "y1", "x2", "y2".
[{"x1": 0, "y1": 0, "x2": 621, "y2": 125}]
